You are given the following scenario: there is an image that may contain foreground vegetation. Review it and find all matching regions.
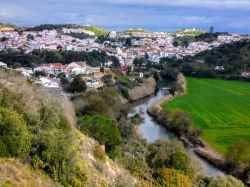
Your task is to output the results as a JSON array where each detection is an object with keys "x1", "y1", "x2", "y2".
[{"x1": 163, "y1": 78, "x2": 250, "y2": 155}]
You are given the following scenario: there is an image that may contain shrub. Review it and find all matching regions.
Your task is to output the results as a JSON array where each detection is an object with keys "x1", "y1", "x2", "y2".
[
  {"x1": 0, "y1": 107, "x2": 32, "y2": 157},
  {"x1": 78, "y1": 115, "x2": 121, "y2": 156},
  {"x1": 154, "y1": 168, "x2": 192, "y2": 187},
  {"x1": 167, "y1": 152, "x2": 193, "y2": 177},
  {"x1": 147, "y1": 139, "x2": 185, "y2": 170}
]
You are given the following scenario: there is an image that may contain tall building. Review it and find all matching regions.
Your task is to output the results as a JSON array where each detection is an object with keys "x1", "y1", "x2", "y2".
[{"x1": 210, "y1": 26, "x2": 214, "y2": 34}]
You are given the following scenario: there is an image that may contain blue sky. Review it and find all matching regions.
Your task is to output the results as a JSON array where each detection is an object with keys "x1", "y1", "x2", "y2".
[{"x1": 0, "y1": 0, "x2": 250, "y2": 33}]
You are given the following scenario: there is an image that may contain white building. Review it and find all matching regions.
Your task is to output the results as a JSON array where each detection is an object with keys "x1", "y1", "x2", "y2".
[{"x1": 0, "y1": 62, "x2": 7, "y2": 68}]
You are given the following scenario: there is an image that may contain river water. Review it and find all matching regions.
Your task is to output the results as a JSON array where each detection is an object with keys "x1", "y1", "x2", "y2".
[{"x1": 132, "y1": 85, "x2": 223, "y2": 177}]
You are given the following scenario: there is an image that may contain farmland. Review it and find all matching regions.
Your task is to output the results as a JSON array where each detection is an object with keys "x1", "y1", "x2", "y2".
[{"x1": 162, "y1": 78, "x2": 250, "y2": 155}]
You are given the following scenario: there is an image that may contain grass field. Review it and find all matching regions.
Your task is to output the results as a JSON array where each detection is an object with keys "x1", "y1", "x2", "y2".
[{"x1": 162, "y1": 78, "x2": 250, "y2": 155}]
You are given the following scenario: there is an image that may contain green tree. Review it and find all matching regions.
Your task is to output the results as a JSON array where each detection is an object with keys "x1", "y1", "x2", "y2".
[
  {"x1": 0, "y1": 107, "x2": 32, "y2": 157},
  {"x1": 68, "y1": 76, "x2": 87, "y2": 93},
  {"x1": 78, "y1": 115, "x2": 121, "y2": 155}
]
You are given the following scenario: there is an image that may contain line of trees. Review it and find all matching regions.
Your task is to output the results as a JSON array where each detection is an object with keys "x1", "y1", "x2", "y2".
[{"x1": 0, "y1": 49, "x2": 120, "y2": 68}]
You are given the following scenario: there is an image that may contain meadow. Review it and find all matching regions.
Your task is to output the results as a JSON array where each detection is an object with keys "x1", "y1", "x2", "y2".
[{"x1": 162, "y1": 78, "x2": 250, "y2": 154}]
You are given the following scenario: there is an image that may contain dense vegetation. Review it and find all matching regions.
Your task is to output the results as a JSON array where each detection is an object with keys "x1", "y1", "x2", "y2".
[
  {"x1": 0, "y1": 69, "x2": 88, "y2": 186},
  {"x1": 26, "y1": 24, "x2": 81, "y2": 31},
  {"x1": 173, "y1": 32, "x2": 223, "y2": 47},
  {"x1": 65, "y1": 32, "x2": 95, "y2": 39},
  {"x1": 160, "y1": 40, "x2": 250, "y2": 81},
  {"x1": 78, "y1": 115, "x2": 121, "y2": 157},
  {"x1": 163, "y1": 78, "x2": 250, "y2": 155},
  {"x1": 0, "y1": 49, "x2": 119, "y2": 68}
]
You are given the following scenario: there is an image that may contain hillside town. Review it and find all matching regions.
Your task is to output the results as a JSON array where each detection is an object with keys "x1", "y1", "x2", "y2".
[
  {"x1": 0, "y1": 26, "x2": 249, "y2": 89},
  {"x1": 0, "y1": 27, "x2": 245, "y2": 65}
]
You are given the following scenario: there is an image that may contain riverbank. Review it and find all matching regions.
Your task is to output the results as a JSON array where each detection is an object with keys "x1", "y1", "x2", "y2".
[
  {"x1": 147, "y1": 74, "x2": 228, "y2": 174},
  {"x1": 128, "y1": 77, "x2": 156, "y2": 101}
]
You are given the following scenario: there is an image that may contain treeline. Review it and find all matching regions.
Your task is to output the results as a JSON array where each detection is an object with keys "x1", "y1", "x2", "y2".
[
  {"x1": 160, "y1": 40, "x2": 250, "y2": 81},
  {"x1": 26, "y1": 24, "x2": 81, "y2": 31},
  {"x1": 65, "y1": 32, "x2": 95, "y2": 40},
  {"x1": 173, "y1": 32, "x2": 227, "y2": 47},
  {"x1": 0, "y1": 49, "x2": 119, "y2": 67}
]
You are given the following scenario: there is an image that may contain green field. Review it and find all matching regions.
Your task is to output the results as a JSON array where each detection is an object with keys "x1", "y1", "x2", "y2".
[{"x1": 162, "y1": 78, "x2": 250, "y2": 154}]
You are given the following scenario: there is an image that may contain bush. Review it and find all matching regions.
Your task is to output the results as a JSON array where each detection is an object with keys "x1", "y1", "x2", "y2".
[
  {"x1": 66, "y1": 76, "x2": 87, "y2": 93},
  {"x1": 154, "y1": 168, "x2": 192, "y2": 187},
  {"x1": 147, "y1": 139, "x2": 185, "y2": 170},
  {"x1": 0, "y1": 107, "x2": 32, "y2": 157},
  {"x1": 166, "y1": 109, "x2": 192, "y2": 135},
  {"x1": 167, "y1": 152, "x2": 193, "y2": 177},
  {"x1": 78, "y1": 115, "x2": 121, "y2": 156}
]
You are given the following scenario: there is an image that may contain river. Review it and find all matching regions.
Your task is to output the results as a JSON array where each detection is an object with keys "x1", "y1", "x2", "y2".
[{"x1": 132, "y1": 84, "x2": 224, "y2": 177}]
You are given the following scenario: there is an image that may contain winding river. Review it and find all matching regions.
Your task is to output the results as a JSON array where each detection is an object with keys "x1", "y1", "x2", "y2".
[{"x1": 132, "y1": 84, "x2": 224, "y2": 177}]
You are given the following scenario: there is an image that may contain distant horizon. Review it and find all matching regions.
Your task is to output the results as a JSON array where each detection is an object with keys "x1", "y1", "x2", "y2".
[
  {"x1": 1, "y1": 22, "x2": 248, "y2": 35},
  {"x1": 1, "y1": 0, "x2": 250, "y2": 34}
]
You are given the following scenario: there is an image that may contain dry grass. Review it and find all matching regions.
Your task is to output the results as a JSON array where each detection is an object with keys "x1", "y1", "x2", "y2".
[{"x1": 0, "y1": 158, "x2": 61, "y2": 187}]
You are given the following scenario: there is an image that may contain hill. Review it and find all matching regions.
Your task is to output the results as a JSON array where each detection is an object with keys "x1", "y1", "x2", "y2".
[
  {"x1": 0, "y1": 69, "x2": 138, "y2": 186},
  {"x1": 162, "y1": 78, "x2": 250, "y2": 155},
  {"x1": 175, "y1": 29, "x2": 206, "y2": 36},
  {"x1": 160, "y1": 40, "x2": 250, "y2": 81},
  {"x1": 81, "y1": 26, "x2": 109, "y2": 36},
  {"x1": 124, "y1": 28, "x2": 150, "y2": 33},
  {"x1": 0, "y1": 23, "x2": 16, "y2": 31}
]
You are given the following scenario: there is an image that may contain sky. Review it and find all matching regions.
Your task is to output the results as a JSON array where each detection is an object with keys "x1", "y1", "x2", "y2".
[{"x1": 0, "y1": 0, "x2": 250, "y2": 33}]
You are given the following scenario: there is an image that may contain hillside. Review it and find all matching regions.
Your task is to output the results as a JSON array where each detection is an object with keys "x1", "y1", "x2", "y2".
[
  {"x1": 0, "y1": 23, "x2": 16, "y2": 31},
  {"x1": 160, "y1": 40, "x2": 250, "y2": 80},
  {"x1": 193, "y1": 40, "x2": 250, "y2": 76},
  {"x1": 0, "y1": 69, "x2": 138, "y2": 186},
  {"x1": 175, "y1": 29, "x2": 206, "y2": 36},
  {"x1": 123, "y1": 28, "x2": 150, "y2": 33},
  {"x1": 0, "y1": 158, "x2": 61, "y2": 187},
  {"x1": 162, "y1": 78, "x2": 250, "y2": 155},
  {"x1": 81, "y1": 26, "x2": 109, "y2": 36}
]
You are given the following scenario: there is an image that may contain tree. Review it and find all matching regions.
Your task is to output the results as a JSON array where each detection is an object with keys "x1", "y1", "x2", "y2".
[
  {"x1": 0, "y1": 107, "x2": 32, "y2": 157},
  {"x1": 147, "y1": 139, "x2": 185, "y2": 169},
  {"x1": 1, "y1": 36, "x2": 8, "y2": 41},
  {"x1": 27, "y1": 34, "x2": 34, "y2": 41},
  {"x1": 166, "y1": 109, "x2": 192, "y2": 135},
  {"x1": 68, "y1": 76, "x2": 87, "y2": 93},
  {"x1": 78, "y1": 115, "x2": 121, "y2": 155},
  {"x1": 125, "y1": 38, "x2": 132, "y2": 47},
  {"x1": 225, "y1": 140, "x2": 249, "y2": 173},
  {"x1": 100, "y1": 66, "x2": 105, "y2": 73}
]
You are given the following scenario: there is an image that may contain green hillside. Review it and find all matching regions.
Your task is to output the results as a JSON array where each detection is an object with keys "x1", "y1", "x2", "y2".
[
  {"x1": 176, "y1": 29, "x2": 206, "y2": 36},
  {"x1": 82, "y1": 26, "x2": 109, "y2": 36},
  {"x1": 162, "y1": 78, "x2": 250, "y2": 155},
  {"x1": 124, "y1": 28, "x2": 150, "y2": 33},
  {"x1": 0, "y1": 23, "x2": 16, "y2": 31}
]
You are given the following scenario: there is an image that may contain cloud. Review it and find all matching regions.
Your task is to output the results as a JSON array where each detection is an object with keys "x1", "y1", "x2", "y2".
[
  {"x1": 0, "y1": 0, "x2": 249, "y2": 33},
  {"x1": 96, "y1": 0, "x2": 250, "y2": 10}
]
